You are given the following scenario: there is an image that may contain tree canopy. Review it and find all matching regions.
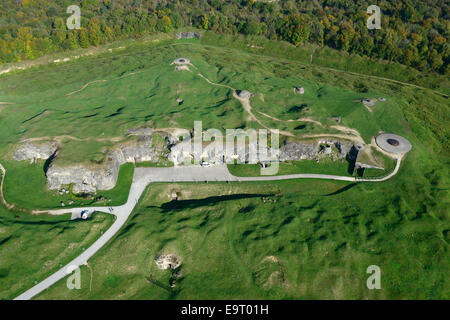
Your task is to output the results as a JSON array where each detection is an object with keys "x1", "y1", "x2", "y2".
[{"x1": 0, "y1": 0, "x2": 447, "y2": 74}]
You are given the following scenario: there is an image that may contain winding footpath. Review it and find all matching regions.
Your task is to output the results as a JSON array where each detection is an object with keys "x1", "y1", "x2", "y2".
[
  {"x1": 0, "y1": 163, "x2": 14, "y2": 210},
  {"x1": 11, "y1": 160, "x2": 403, "y2": 300}
]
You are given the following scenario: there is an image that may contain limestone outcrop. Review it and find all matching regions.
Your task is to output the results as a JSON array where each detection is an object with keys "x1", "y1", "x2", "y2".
[{"x1": 13, "y1": 142, "x2": 58, "y2": 162}]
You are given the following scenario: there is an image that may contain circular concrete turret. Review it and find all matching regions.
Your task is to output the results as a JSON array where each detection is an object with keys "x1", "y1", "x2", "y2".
[
  {"x1": 174, "y1": 58, "x2": 190, "y2": 65},
  {"x1": 375, "y1": 133, "x2": 412, "y2": 154}
]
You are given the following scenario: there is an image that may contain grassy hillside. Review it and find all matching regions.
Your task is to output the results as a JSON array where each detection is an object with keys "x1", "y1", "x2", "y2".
[
  {"x1": 0, "y1": 206, "x2": 113, "y2": 299},
  {"x1": 0, "y1": 33, "x2": 448, "y2": 300},
  {"x1": 37, "y1": 160, "x2": 449, "y2": 299},
  {"x1": 200, "y1": 32, "x2": 450, "y2": 96}
]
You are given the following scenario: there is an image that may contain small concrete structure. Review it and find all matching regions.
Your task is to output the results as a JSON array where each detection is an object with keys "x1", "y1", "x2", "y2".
[
  {"x1": 155, "y1": 254, "x2": 181, "y2": 270},
  {"x1": 175, "y1": 65, "x2": 189, "y2": 71},
  {"x1": 376, "y1": 133, "x2": 412, "y2": 154},
  {"x1": 320, "y1": 145, "x2": 332, "y2": 155},
  {"x1": 176, "y1": 32, "x2": 200, "y2": 39},
  {"x1": 332, "y1": 116, "x2": 342, "y2": 123},
  {"x1": 378, "y1": 97, "x2": 386, "y2": 102},
  {"x1": 362, "y1": 98, "x2": 376, "y2": 107},
  {"x1": 354, "y1": 148, "x2": 384, "y2": 172},
  {"x1": 174, "y1": 58, "x2": 190, "y2": 65},
  {"x1": 237, "y1": 90, "x2": 252, "y2": 98},
  {"x1": 295, "y1": 86, "x2": 305, "y2": 94}
]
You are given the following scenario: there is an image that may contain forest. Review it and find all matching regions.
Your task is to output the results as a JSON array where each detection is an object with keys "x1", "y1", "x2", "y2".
[{"x1": 0, "y1": 0, "x2": 448, "y2": 75}]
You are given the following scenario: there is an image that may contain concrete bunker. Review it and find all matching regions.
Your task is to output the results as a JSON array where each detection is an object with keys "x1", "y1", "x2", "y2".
[
  {"x1": 174, "y1": 58, "x2": 190, "y2": 65},
  {"x1": 375, "y1": 133, "x2": 412, "y2": 154},
  {"x1": 294, "y1": 86, "x2": 305, "y2": 94},
  {"x1": 237, "y1": 90, "x2": 252, "y2": 99}
]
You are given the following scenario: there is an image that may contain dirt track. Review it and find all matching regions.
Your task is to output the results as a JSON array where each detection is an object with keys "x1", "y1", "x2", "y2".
[{"x1": 0, "y1": 163, "x2": 14, "y2": 210}]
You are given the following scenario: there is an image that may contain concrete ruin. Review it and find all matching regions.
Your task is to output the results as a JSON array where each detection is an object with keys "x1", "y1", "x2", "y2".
[
  {"x1": 15, "y1": 128, "x2": 163, "y2": 194},
  {"x1": 353, "y1": 147, "x2": 384, "y2": 174},
  {"x1": 13, "y1": 142, "x2": 58, "y2": 162},
  {"x1": 174, "y1": 58, "x2": 190, "y2": 71},
  {"x1": 362, "y1": 98, "x2": 377, "y2": 107},
  {"x1": 331, "y1": 116, "x2": 342, "y2": 123},
  {"x1": 176, "y1": 32, "x2": 200, "y2": 40},
  {"x1": 375, "y1": 133, "x2": 412, "y2": 154},
  {"x1": 280, "y1": 140, "x2": 353, "y2": 162},
  {"x1": 51, "y1": 132, "x2": 161, "y2": 193},
  {"x1": 155, "y1": 254, "x2": 181, "y2": 270},
  {"x1": 294, "y1": 86, "x2": 305, "y2": 94},
  {"x1": 168, "y1": 136, "x2": 356, "y2": 166},
  {"x1": 237, "y1": 90, "x2": 252, "y2": 99},
  {"x1": 174, "y1": 58, "x2": 190, "y2": 65},
  {"x1": 12, "y1": 126, "x2": 368, "y2": 193}
]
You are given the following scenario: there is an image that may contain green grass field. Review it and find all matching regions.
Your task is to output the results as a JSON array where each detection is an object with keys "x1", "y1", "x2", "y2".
[
  {"x1": 0, "y1": 32, "x2": 448, "y2": 300},
  {"x1": 37, "y1": 161, "x2": 449, "y2": 299},
  {"x1": 0, "y1": 206, "x2": 113, "y2": 299},
  {"x1": 228, "y1": 159, "x2": 351, "y2": 177}
]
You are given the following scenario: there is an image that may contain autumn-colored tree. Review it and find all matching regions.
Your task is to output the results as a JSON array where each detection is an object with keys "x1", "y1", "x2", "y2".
[
  {"x1": 17, "y1": 27, "x2": 34, "y2": 59},
  {"x1": 280, "y1": 14, "x2": 311, "y2": 46},
  {"x1": 67, "y1": 31, "x2": 79, "y2": 50},
  {"x1": 200, "y1": 14, "x2": 209, "y2": 30},
  {"x1": 429, "y1": 50, "x2": 444, "y2": 70},
  {"x1": 78, "y1": 27, "x2": 90, "y2": 48},
  {"x1": 0, "y1": 0, "x2": 446, "y2": 74},
  {"x1": 103, "y1": 26, "x2": 114, "y2": 41},
  {"x1": 88, "y1": 19, "x2": 101, "y2": 46},
  {"x1": 156, "y1": 15, "x2": 172, "y2": 32}
]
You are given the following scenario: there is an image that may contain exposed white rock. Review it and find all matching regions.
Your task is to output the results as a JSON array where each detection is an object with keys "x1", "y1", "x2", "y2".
[
  {"x1": 176, "y1": 32, "x2": 200, "y2": 39},
  {"x1": 155, "y1": 254, "x2": 181, "y2": 270},
  {"x1": 13, "y1": 142, "x2": 58, "y2": 161},
  {"x1": 238, "y1": 90, "x2": 252, "y2": 98},
  {"x1": 295, "y1": 86, "x2": 305, "y2": 94},
  {"x1": 279, "y1": 142, "x2": 317, "y2": 161},
  {"x1": 47, "y1": 161, "x2": 119, "y2": 194}
]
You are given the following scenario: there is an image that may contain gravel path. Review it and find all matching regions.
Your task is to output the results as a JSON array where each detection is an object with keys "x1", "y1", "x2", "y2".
[{"x1": 0, "y1": 163, "x2": 14, "y2": 210}]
